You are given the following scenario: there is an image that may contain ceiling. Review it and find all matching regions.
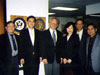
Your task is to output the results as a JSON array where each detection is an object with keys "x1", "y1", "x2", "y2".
[{"x1": 49, "y1": 0, "x2": 100, "y2": 17}]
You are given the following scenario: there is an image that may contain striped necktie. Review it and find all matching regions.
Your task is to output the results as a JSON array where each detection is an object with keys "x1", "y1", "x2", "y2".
[
  {"x1": 10, "y1": 35, "x2": 17, "y2": 51},
  {"x1": 52, "y1": 31, "x2": 56, "y2": 46}
]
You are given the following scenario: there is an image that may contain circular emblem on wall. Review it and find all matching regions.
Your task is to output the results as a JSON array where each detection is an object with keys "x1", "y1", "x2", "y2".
[
  {"x1": 35, "y1": 19, "x2": 45, "y2": 31},
  {"x1": 13, "y1": 17, "x2": 26, "y2": 32}
]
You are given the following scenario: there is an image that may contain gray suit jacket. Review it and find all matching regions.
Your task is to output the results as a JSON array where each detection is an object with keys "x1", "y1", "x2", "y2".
[{"x1": 86, "y1": 34, "x2": 100, "y2": 72}]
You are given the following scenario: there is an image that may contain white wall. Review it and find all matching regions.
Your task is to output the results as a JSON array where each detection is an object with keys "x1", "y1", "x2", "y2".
[{"x1": 6, "y1": 0, "x2": 48, "y2": 28}]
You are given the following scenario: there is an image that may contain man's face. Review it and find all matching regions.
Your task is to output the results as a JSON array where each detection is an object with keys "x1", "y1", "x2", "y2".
[
  {"x1": 6, "y1": 23, "x2": 15, "y2": 34},
  {"x1": 76, "y1": 20, "x2": 84, "y2": 31},
  {"x1": 87, "y1": 25, "x2": 97, "y2": 37},
  {"x1": 50, "y1": 19, "x2": 58, "y2": 30},
  {"x1": 27, "y1": 18, "x2": 35, "y2": 29}
]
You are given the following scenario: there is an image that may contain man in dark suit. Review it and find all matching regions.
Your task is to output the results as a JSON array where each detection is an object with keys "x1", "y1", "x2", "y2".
[
  {"x1": 86, "y1": 23, "x2": 100, "y2": 75},
  {"x1": 41, "y1": 17, "x2": 63, "y2": 75},
  {"x1": 0, "y1": 34, "x2": 7, "y2": 75},
  {"x1": 0, "y1": 21, "x2": 19, "y2": 75},
  {"x1": 75, "y1": 18, "x2": 88, "y2": 75},
  {"x1": 20, "y1": 16, "x2": 40, "y2": 75}
]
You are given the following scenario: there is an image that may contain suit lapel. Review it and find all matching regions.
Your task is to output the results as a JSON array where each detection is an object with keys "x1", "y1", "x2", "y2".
[
  {"x1": 86, "y1": 37, "x2": 89, "y2": 55},
  {"x1": 34, "y1": 29, "x2": 36, "y2": 46},
  {"x1": 81, "y1": 30, "x2": 86, "y2": 43},
  {"x1": 86, "y1": 35, "x2": 99, "y2": 55},
  {"x1": 5, "y1": 33, "x2": 12, "y2": 56},
  {"x1": 56, "y1": 30, "x2": 59, "y2": 43},
  {"x1": 92, "y1": 35, "x2": 99, "y2": 53},
  {"x1": 26, "y1": 29, "x2": 33, "y2": 46},
  {"x1": 47, "y1": 29, "x2": 54, "y2": 45}
]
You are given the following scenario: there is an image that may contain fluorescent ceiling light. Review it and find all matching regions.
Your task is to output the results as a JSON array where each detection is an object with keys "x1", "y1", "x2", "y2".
[
  {"x1": 90, "y1": 15, "x2": 100, "y2": 17},
  {"x1": 48, "y1": 13, "x2": 55, "y2": 15},
  {"x1": 52, "y1": 7, "x2": 78, "y2": 11}
]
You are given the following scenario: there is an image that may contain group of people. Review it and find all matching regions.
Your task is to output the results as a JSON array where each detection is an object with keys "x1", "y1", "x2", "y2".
[{"x1": 0, "y1": 15, "x2": 100, "y2": 75}]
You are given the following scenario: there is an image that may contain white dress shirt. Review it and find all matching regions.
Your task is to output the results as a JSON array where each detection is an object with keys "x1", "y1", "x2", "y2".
[
  {"x1": 8, "y1": 33, "x2": 18, "y2": 56},
  {"x1": 77, "y1": 29, "x2": 83, "y2": 41},
  {"x1": 28, "y1": 28, "x2": 35, "y2": 46},
  {"x1": 67, "y1": 35, "x2": 71, "y2": 41}
]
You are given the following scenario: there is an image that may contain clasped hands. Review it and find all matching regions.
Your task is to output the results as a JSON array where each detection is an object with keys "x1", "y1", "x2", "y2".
[{"x1": 62, "y1": 58, "x2": 72, "y2": 64}]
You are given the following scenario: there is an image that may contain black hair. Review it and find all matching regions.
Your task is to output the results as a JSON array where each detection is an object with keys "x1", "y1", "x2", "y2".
[
  {"x1": 6, "y1": 21, "x2": 14, "y2": 27},
  {"x1": 27, "y1": 15, "x2": 36, "y2": 22},
  {"x1": 75, "y1": 18, "x2": 84, "y2": 24},
  {"x1": 87, "y1": 23, "x2": 97, "y2": 29},
  {"x1": 62, "y1": 22, "x2": 76, "y2": 35}
]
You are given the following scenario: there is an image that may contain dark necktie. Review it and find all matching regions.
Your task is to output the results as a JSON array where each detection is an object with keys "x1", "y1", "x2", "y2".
[
  {"x1": 52, "y1": 31, "x2": 56, "y2": 46},
  {"x1": 10, "y1": 35, "x2": 17, "y2": 51}
]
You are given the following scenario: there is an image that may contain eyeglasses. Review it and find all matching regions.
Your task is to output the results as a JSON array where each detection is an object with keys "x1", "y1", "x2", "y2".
[{"x1": 50, "y1": 23, "x2": 58, "y2": 25}]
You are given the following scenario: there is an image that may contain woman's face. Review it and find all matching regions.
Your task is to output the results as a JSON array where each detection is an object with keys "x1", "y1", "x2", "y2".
[{"x1": 66, "y1": 25, "x2": 74, "y2": 35}]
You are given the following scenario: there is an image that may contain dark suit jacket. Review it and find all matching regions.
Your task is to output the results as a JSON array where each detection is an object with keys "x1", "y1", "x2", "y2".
[
  {"x1": 79, "y1": 29, "x2": 88, "y2": 66},
  {"x1": 0, "y1": 32, "x2": 20, "y2": 65},
  {"x1": 41, "y1": 29, "x2": 64, "y2": 63},
  {"x1": 0, "y1": 34, "x2": 6, "y2": 66},
  {"x1": 63, "y1": 34, "x2": 80, "y2": 64},
  {"x1": 19, "y1": 28, "x2": 41, "y2": 65}
]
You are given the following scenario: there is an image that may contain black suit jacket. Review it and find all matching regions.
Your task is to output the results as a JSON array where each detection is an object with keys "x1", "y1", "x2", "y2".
[
  {"x1": 63, "y1": 34, "x2": 80, "y2": 64},
  {"x1": 79, "y1": 29, "x2": 88, "y2": 66},
  {"x1": 0, "y1": 34, "x2": 6, "y2": 66},
  {"x1": 41, "y1": 29, "x2": 64, "y2": 63},
  {"x1": 0, "y1": 32, "x2": 20, "y2": 64},
  {"x1": 19, "y1": 28, "x2": 41, "y2": 65}
]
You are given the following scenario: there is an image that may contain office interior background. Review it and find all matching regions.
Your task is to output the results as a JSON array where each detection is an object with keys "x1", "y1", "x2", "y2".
[{"x1": 1, "y1": 0, "x2": 100, "y2": 34}]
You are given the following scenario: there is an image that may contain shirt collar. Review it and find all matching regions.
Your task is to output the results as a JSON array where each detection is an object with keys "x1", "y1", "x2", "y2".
[
  {"x1": 28, "y1": 27, "x2": 34, "y2": 31},
  {"x1": 77, "y1": 29, "x2": 83, "y2": 34},
  {"x1": 7, "y1": 32, "x2": 14, "y2": 36},
  {"x1": 49, "y1": 28, "x2": 56, "y2": 33}
]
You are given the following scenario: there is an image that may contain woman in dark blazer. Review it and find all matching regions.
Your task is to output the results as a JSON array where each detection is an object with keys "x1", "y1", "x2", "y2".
[{"x1": 61, "y1": 22, "x2": 81, "y2": 75}]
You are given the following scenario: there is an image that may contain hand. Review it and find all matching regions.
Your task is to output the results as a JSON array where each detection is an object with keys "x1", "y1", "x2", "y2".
[
  {"x1": 60, "y1": 58, "x2": 63, "y2": 64},
  {"x1": 43, "y1": 59, "x2": 48, "y2": 64},
  {"x1": 67, "y1": 59, "x2": 72, "y2": 64},
  {"x1": 63, "y1": 58, "x2": 67, "y2": 64},
  {"x1": 40, "y1": 57, "x2": 42, "y2": 62},
  {"x1": 20, "y1": 58, "x2": 25, "y2": 64}
]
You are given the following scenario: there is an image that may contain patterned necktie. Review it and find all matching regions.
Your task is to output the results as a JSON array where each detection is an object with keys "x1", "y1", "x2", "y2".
[
  {"x1": 11, "y1": 35, "x2": 17, "y2": 51},
  {"x1": 52, "y1": 31, "x2": 56, "y2": 46}
]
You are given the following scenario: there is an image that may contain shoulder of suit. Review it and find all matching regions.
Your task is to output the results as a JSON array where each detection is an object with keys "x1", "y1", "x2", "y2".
[
  {"x1": 20, "y1": 29, "x2": 28, "y2": 34},
  {"x1": 71, "y1": 34, "x2": 79, "y2": 39},
  {"x1": 34, "y1": 28, "x2": 41, "y2": 33},
  {"x1": 56, "y1": 30, "x2": 62, "y2": 34},
  {"x1": 96, "y1": 34, "x2": 100, "y2": 39},
  {"x1": 14, "y1": 34, "x2": 19, "y2": 37},
  {"x1": 40, "y1": 29, "x2": 49, "y2": 36},
  {"x1": 83, "y1": 29, "x2": 88, "y2": 35},
  {"x1": 21, "y1": 28, "x2": 27, "y2": 32},
  {"x1": 75, "y1": 34, "x2": 78, "y2": 37},
  {"x1": 0, "y1": 33, "x2": 6, "y2": 39},
  {"x1": 42, "y1": 29, "x2": 49, "y2": 33},
  {"x1": 35, "y1": 28, "x2": 39, "y2": 31}
]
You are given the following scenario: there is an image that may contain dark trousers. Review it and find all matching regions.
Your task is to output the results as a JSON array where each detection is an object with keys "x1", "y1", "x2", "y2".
[
  {"x1": 24, "y1": 63, "x2": 39, "y2": 75},
  {"x1": 0, "y1": 65, "x2": 6, "y2": 75},
  {"x1": 44, "y1": 58, "x2": 60, "y2": 75},
  {"x1": 7, "y1": 56, "x2": 19, "y2": 75},
  {"x1": 87, "y1": 71, "x2": 100, "y2": 75},
  {"x1": 87, "y1": 65, "x2": 100, "y2": 75},
  {"x1": 60, "y1": 63, "x2": 82, "y2": 75}
]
